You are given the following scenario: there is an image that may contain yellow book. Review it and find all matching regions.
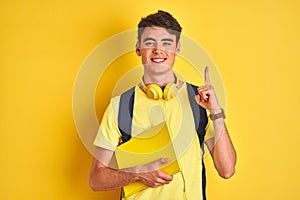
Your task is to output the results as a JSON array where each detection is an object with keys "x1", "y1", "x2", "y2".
[{"x1": 114, "y1": 122, "x2": 181, "y2": 197}]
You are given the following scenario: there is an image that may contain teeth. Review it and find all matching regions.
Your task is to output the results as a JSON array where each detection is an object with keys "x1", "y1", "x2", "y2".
[{"x1": 152, "y1": 58, "x2": 165, "y2": 63}]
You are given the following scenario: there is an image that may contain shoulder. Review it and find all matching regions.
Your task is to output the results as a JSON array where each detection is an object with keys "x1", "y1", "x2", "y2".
[{"x1": 110, "y1": 86, "x2": 138, "y2": 113}]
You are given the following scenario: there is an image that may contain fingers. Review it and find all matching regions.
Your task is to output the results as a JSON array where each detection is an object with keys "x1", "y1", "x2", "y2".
[
  {"x1": 205, "y1": 66, "x2": 211, "y2": 85},
  {"x1": 142, "y1": 158, "x2": 170, "y2": 172},
  {"x1": 147, "y1": 171, "x2": 173, "y2": 187},
  {"x1": 152, "y1": 171, "x2": 173, "y2": 187},
  {"x1": 134, "y1": 158, "x2": 173, "y2": 187},
  {"x1": 158, "y1": 170, "x2": 173, "y2": 182},
  {"x1": 156, "y1": 158, "x2": 170, "y2": 165},
  {"x1": 149, "y1": 157, "x2": 170, "y2": 167},
  {"x1": 195, "y1": 94, "x2": 200, "y2": 104},
  {"x1": 122, "y1": 158, "x2": 170, "y2": 173},
  {"x1": 195, "y1": 67, "x2": 220, "y2": 111},
  {"x1": 195, "y1": 85, "x2": 215, "y2": 110},
  {"x1": 137, "y1": 170, "x2": 173, "y2": 188},
  {"x1": 197, "y1": 85, "x2": 211, "y2": 103}
]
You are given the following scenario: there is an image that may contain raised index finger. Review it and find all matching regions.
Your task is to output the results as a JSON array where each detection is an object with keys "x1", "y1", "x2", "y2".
[{"x1": 205, "y1": 66, "x2": 211, "y2": 85}]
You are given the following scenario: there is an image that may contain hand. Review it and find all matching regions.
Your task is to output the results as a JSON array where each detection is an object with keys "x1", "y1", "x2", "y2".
[
  {"x1": 121, "y1": 158, "x2": 170, "y2": 173},
  {"x1": 131, "y1": 158, "x2": 173, "y2": 188},
  {"x1": 195, "y1": 66, "x2": 221, "y2": 114},
  {"x1": 136, "y1": 169, "x2": 173, "y2": 188}
]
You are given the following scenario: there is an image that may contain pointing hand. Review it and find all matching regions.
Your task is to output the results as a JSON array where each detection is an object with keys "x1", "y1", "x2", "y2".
[{"x1": 195, "y1": 66, "x2": 221, "y2": 114}]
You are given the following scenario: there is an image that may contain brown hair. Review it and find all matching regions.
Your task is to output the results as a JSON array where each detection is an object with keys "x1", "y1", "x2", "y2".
[{"x1": 137, "y1": 10, "x2": 182, "y2": 43}]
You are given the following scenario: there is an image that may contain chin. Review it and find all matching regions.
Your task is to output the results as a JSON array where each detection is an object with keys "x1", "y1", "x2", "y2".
[{"x1": 145, "y1": 63, "x2": 172, "y2": 74}]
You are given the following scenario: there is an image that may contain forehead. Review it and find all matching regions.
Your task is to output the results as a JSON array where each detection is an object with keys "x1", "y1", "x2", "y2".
[{"x1": 141, "y1": 26, "x2": 176, "y2": 41}]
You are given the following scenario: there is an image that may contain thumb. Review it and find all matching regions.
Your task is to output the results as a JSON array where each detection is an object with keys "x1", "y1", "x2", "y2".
[
  {"x1": 159, "y1": 158, "x2": 170, "y2": 165},
  {"x1": 147, "y1": 158, "x2": 170, "y2": 170}
]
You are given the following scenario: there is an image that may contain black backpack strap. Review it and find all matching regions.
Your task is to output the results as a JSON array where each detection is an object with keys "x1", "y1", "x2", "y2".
[
  {"x1": 186, "y1": 83, "x2": 208, "y2": 146},
  {"x1": 186, "y1": 82, "x2": 208, "y2": 200},
  {"x1": 118, "y1": 87, "x2": 135, "y2": 200},
  {"x1": 118, "y1": 87, "x2": 135, "y2": 143}
]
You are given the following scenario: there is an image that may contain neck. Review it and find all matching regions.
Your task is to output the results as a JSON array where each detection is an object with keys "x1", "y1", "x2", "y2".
[{"x1": 143, "y1": 71, "x2": 176, "y2": 87}]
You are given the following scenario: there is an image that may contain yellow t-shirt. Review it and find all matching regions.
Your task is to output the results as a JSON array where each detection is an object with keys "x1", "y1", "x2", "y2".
[{"x1": 93, "y1": 82, "x2": 214, "y2": 200}]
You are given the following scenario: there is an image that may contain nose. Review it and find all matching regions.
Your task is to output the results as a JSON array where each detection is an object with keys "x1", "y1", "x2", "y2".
[
  {"x1": 152, "y1": 44, "x2": 164, "y2": 54},
  {"x1": 153, "y1": 48, "x2": 163, "y2": 54}
]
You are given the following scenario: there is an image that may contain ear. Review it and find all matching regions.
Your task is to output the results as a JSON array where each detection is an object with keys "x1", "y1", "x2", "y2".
[
  {"x1": 175, "y1": 42, "x2": 181, "y2": 55},
  {"x1": 136, "y1": 42, "x2": 141, "y2": 56}
]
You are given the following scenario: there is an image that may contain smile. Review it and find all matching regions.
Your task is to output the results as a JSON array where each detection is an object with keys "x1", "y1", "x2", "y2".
[{"x1": 150, "y1": 58, "x2": 167, "y2": 63}]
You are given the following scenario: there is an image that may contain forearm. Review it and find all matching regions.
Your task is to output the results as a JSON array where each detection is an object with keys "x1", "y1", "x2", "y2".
[
  {"x1": 89, "y1": 159, "x2": 139, "y2": 191},
  {"x1": 211, "y1": 117, "x2": 236, "y2": 178}
]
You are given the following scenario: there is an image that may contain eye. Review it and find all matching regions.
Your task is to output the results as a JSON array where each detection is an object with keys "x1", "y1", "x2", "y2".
[
  {"x1": 163, "y1": 42, "x2": 172, "y2": 46},
  {"x1": 145, "y1": 41, "x2": 155, "y2": 46}
]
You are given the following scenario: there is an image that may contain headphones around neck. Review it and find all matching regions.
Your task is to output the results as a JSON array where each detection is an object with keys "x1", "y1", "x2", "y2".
[{"x1": 140, "y1": 76, "x2": 179, "y2": 100}]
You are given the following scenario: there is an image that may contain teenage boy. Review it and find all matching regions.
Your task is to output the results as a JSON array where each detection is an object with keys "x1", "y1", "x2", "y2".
[{"x1": 89, "y1": 10, "x2": 236, "y2": 200}]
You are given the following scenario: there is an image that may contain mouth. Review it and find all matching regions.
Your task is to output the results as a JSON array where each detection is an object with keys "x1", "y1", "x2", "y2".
[{"x1": 150, "y1": 58, "x2": 167, "y2": 64}]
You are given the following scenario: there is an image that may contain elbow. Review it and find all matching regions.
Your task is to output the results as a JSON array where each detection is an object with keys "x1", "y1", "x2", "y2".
[
  {"x1": 218, "y1": 167, "x2": 235, "y2": 179},
  {"x1": 89, "y1": 177, "x2": 104, "y2": 192},
  {"x1": 215, "y1": 153, "x2": 237, "y2": 179},
  {"x1": 89, "y1": 179, "x2": 99, "y2": 192}
]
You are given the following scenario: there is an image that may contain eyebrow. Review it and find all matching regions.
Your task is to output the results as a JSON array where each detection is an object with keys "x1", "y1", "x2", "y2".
[
  {"x1": 143, "y1": 37, "x2": 174, "y2": 43},
  {"x1": 143, "y1": 37, "x2": 155, "y2": 42},
  {"x1": 161, "y1": 38, "x2": 174, "y2": 42}
]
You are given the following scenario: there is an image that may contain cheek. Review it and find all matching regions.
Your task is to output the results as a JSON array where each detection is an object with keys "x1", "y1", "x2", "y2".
[
  {"x1": 167, "y1": 54, "x2": 176, "y2": 66},
  {"x1": 141, "y1": 56, "x2": 148, "y2": 64},
  {"x1": 140, "y1": 50, "x2": 151, "y2": 63}
]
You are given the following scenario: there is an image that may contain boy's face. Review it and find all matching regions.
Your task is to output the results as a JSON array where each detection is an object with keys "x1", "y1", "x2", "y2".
[{"x1": 137, "y1": 26, "x2": 179, "y2": 74}]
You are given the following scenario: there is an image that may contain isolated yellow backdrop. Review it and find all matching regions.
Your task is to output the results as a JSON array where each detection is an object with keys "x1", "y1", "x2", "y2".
[{"x1": 1, "y1": 0, "x2": 300, "y2": 199}]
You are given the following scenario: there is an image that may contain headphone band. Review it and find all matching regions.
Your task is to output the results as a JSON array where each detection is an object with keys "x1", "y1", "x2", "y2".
[{"x1": 140, "y1": 75, "x2": 179, "y2": 100}]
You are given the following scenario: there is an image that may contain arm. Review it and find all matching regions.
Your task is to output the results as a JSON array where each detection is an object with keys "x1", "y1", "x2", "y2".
[
  {"x1": 89, "y1": 147, "x2": 173, "y2": 191},
  {"x1": 195, "y1": 67, "x2": 236, "y2": 179},
  {"x1": 205, "y1": 119, "x2": 236, "y2": 179}
]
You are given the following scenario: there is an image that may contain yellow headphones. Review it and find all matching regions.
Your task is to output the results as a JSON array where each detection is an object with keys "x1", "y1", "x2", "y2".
[{"x1": 140, "y1": 77, "x2": 179, "y2": 100}]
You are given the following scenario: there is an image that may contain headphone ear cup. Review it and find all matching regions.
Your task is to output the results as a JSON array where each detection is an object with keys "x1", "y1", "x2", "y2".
[
  {"x1": 164, "y1": 83, "x2": 178, "y2": 100},
  {"x1": 147, "y1": 84, "x2": 163, "y2": 100}
]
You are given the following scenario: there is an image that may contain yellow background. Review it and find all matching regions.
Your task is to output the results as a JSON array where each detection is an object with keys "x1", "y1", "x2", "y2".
[{"x1": 1, "y1": 0, "x2": 300, "y2": 199}]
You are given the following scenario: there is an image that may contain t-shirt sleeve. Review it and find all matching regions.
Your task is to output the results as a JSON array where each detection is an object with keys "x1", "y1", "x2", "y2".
[
  {"x1": 204, "y1": 118, "x2": 214, "y2": 141},
  {"x1": 93, "y1": 97, "x2": 122, "y2": 151}
]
